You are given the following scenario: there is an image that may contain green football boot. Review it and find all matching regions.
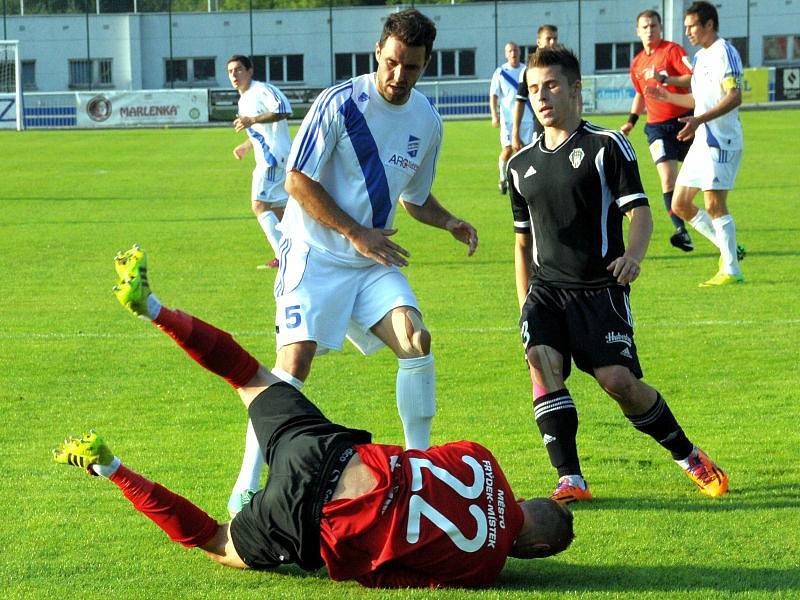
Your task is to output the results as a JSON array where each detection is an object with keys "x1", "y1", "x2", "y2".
[
  {"x1": 53, "y1": 430, "x2": 114, "y2": 475},
  {"x1": 113, "y1": 245, "x2": 152, "y2": 317}
]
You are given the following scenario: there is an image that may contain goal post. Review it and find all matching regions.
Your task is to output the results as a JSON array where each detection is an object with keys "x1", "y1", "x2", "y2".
[{"x1": 0, "y1": 40, "x2": 25, "y2": 131}]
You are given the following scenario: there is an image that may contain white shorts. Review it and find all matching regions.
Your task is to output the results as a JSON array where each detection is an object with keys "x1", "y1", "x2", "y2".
[
  {"x1": 675, "y1": 143, "x2": 742, "y2": 191},
  {"x1": 500, "y1": 119, "x2": 533, "y2": 148},
  {"x1": 252, "y1": 165, "x2": 288, "y2": 207},
  {"x1": 273, "y1": 238, "x2": 420, "y2": 355}
]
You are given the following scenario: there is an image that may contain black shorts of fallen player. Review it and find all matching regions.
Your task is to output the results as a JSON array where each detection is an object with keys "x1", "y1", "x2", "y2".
[
  {"x1": 519, "y1": 284, "x2": 644, "y2": 380},
  {"x1": 230, "y1": 383, "x2": 372, "y2": 571}
]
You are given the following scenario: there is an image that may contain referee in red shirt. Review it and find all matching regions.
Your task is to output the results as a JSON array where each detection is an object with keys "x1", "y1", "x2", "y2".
[{"x1": 620, "y1": 9, "x2": 695, "y2": 252}]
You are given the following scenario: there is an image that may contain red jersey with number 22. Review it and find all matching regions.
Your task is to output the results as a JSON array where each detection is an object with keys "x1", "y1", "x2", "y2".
[
  {"x1": 630, "y1": 40, "x2": 693, "y2": 123},
  {"x1": 319, "y1": 441, "x2": 524, "y2": 588}
]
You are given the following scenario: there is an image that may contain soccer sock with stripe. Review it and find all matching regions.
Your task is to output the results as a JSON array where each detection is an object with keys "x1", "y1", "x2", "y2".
[
  {"x1": 625, "y1": 393, "x2": 693, "y2": 461},
  {"x1": 663, "y1": 191, "x2": 685, "y2": 230},
  {"x1": 396, "y1": 354, "x2": 436, "y2": 450},
  {"x1": 712, "y1": 215, "x2": 741, "y2": 275},
  {"x1": 689, "y1": 209, "x2": 720, "y2": 248},
  {"x1": 533, "y1": 389, "x2": 581, "y2": 477},
  {"x1": 256, "y1": 210, "x2": 282, "y2": 256},
  {"x1": 105, "y1": 464, "x2": 218, "y2": 548},
  {"x1": 152, "y1": 308, "x2": 260, "y2": 389}
]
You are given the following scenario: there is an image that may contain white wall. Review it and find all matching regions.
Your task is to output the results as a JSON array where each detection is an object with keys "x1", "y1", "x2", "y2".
[{"x1": 6, "y1": 0, "x2": 798, "y2": 93}]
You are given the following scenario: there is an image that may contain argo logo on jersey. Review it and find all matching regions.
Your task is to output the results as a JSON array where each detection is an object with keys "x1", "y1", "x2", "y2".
[
  {"x1": 569, "y1": 148, "x2": 585, "y2": 169},
  {"x1": 387, "y1": 153, "x2": 419, "y2": 173},
  {"x1": 407, "y1": 134, "x2": 420, "y2": 157}
]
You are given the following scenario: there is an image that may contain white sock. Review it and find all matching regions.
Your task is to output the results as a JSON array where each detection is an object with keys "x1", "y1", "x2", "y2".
[
  {"x1": 271, "y1": 367, "x2": 305, "y2": 390},
  {"x1": 676, "y1": 446, "x2": 697, "y2": 470},
  {"x1": 396, "y1": 354, "x2": 436, "y2": 450},
  {"x1": 256, "y1": 211, "x2": 282, "y2": 256},
  {"x1": 712, "y1": 215, "x2": 740, "y2": 275},
  {"x1": 91, "y1": 457, "x2": 121, "y2": 478},
  {"x1": 689, "y1": 209, "x2": 720, "y2": 248},
  {"x1": 559, "y1": 474, "x2": 587, "y2": 490},
  {"x1": 230, "y1": 419, "x2": 264, "y2": 500},
  {"x1": 498, "y1": 156, "x2": 507, "y2": 182}
]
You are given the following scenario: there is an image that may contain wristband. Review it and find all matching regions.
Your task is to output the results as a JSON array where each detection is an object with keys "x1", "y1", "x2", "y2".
[
  {"x1": 656, "y1": 72, "x2": 668, "y2": 84},
  {"x1": 627, "y1": 113, "x2": 639, "y2": 126}
]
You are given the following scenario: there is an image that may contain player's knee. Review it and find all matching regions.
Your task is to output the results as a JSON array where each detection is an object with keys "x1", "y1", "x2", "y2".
[
  {"x1": 526, "y1": 345, "x2": 561, "y2": 377},
  {"x1": 595, "y1": 366, "x2": 636, "y2": 401},
  {"x1": 276, "y1": 342, "x2": 316, "y2": 382},
  {"x1": 391, "y1": 309, "x2": 431, "y2": 357}
]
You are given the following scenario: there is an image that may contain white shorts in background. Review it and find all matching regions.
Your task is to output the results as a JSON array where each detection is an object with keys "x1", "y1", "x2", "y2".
[
  {"x1": 252, "y1": 165, "x2": 288, "y2": 206},
  {"x1": 500, "y1": 119, "x2": 533, "y2": 148},
  {"x1": 675, "y1": 143, "x2": 742, "y2": 191},
  {"x1": 273, "y1": 238, "x2": 420, "y2": 355}
]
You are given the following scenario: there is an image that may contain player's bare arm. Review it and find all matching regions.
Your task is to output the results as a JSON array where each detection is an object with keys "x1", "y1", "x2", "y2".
[
  {"x1": 285, "y1": 169, "x2": 410, "y2": 267},
  {"x1": 400, "y1": 194, "x2": 478, "y2": 256},
  {"x1": 511, "y1": 100, "x2": 525, "y2": 151},
  {"x1": 232, "y1": 138, "x2": 253, "y2": 160},
  {"x1": 644, "y1": 85, "x2": 696, "y2": 110},
  {"x1": 675, "y1": 86, "x2": 742, "y2": 141},
  {"x1": 233, "y1": 111, "x2": 291, "y2": 132},
  {"x1": 607, "y1": 206, "x2": 653, "y2": 285},
  {"x1": 620, "y1": 93, "x2": 646, "y2": 136},
  {"x1": 490, "y1": 94, "x2": 500, "y2": 128},
  {"x1": 514, "y1": 232, "x2": 533, "y2": 308}
]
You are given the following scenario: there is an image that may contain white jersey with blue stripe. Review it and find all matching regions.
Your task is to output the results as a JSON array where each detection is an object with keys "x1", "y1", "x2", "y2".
[
  {"x1": 283, "y1": 73, "x2": 443, "y2": 266},
  {"x1": 238, "y1": 81, "x2": 293, "y2": 168},
  {"x1": 489, "y1": 62, "x2": 532, "y2": 127},
  {"x1": 691, "y1": 37, "x2": 743, "y2": 150}
]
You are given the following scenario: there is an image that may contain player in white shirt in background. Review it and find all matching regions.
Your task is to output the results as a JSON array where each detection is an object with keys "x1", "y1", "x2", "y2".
[
  {"x1": 227, "y1": 9, "x2": 478, "y2": 516},
  {"x1": 228, "y1": 55, "x2": 293, "y2": 270},
  {"x1": 490, "y1": 42, "x2": 532, "y2": 194},
  {"x1": 647, "y1": 1, "x2": 746, "y2": 287}
]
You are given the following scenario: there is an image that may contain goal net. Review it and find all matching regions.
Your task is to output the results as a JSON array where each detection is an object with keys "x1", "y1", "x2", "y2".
[{"x1": 0, "y1": 40, "x2": 24, "y2": 131}]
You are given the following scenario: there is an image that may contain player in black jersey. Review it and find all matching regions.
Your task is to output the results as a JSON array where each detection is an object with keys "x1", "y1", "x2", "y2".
[
  {"x1": 507, "y1": 46, "x2": 729, "y2": 503},
  {"x1": 510, "y1": 24, "x2": 558, "y2": 152}
]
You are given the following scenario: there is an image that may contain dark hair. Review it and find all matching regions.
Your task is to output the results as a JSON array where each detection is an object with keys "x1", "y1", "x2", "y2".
[
  {"x1": 636, "y1": 9, "x2": 662, "y2": 24},
  {"x1": 686, "y1": 1, "x2": 719, "y2": 31},
  {"x1": 537, "y1": 24, "x2": 558, "y2": 36},
  {"x1": 379, "y1": 9, "x2": 437, "y2": 60},
  {"x1": 527, "y1": 45, "x2": 581, "y2": 84},
  {"x1": 510, "y1": 499, "x2": 575, "y2": 559},
  {"x1": 227, "y1": 54, "x2": 252, "y2": 70}
]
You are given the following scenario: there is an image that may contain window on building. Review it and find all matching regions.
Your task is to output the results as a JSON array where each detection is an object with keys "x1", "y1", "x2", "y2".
[
  {"x1": 335, "y1": 52, "x2": 375, "y2": 81},
  {"x1": 252, "y1": 54, "x2": 304, "y2": 83},
  {"x1": 763, "y1": 35, "x2": 799, "y2": 63},
  {"x1": 193, "y1": 58, "x2": 216, "y2": 82},
  {"x1": 728, "y1": 37, "x2": 749, "y2": 67},
  {"x1": 424, "y1": 49, "x2": 476, "y2": 78},
  {"x1": 22, "y1": 60, "x2": 36, "y2": 90},
  {"x1": 165, "y1": 59, "x2": 188, "y2": 84},
  {"x1": 166, "y1": 58, "x2": 219, "y2": 86},
  {"x1": 69, "y1": 58, "x2": 113, "y2": 89},
  {"x1": 595, "y1": 42, "x2": 643, "y2": 72}
]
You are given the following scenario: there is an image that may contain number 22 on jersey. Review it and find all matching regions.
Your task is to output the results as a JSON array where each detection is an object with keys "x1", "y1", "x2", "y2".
[{"x1": 405, "y1": 455, "x2": 488, "y2": 553}]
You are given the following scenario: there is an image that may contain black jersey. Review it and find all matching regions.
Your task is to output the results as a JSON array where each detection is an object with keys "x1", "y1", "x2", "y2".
[{"x1": 509, "y1": 120, "x2": 648, "y2": 289}]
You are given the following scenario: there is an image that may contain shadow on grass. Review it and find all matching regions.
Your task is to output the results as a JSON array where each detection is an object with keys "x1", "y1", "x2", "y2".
[{"x1": 499, "y1": 562, "x2": 800, "y2": 592}]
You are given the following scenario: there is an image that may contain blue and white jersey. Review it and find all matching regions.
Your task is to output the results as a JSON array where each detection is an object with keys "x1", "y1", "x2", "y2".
[
  {"x1": 238, "y1": 81, "x2": 293, "y2": 169},
  {"x1": 283, "y1": 73, "x2": 443, "y2": 266},
  {"x1": 691, "y1": 37, "x2": 743, "y2": 150},
  {"x1": 490, "y1": 62, "x2": 531, "y2": 127}
]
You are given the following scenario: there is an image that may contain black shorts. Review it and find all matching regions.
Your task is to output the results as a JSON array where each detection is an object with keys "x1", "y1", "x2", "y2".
[
  {"x1": 644, "y1": 113, "x2": 693, "y2": 164},
  {"x1": 230, "y1": 383, "x2": 371, "y2": 571},
  {"x1": 519, "y1": 284, "x2": 643, "y2": 380}
]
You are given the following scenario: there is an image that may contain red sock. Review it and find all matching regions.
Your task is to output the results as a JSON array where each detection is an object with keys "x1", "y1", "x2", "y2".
[
  {"x1": 153, "y1": 308, "x2": 259, "y2": 388},
  {"x1": 109, "y1": 465, "x2": 218, "y2": 548}
]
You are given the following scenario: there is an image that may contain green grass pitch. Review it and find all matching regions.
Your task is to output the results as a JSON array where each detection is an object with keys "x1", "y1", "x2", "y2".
[{"x1": 1, "y1": 110, "x2": 799, "y2": 599}]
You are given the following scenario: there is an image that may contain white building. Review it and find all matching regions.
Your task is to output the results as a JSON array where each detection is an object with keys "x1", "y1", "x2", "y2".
[{"x1": 4, "y1": 0, "x2": 799, "y2": 93}]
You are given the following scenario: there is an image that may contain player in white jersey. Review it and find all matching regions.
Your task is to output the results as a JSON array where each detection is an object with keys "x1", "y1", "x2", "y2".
[
  {"x1": 227, "y1": 9, "x2": 478, "y2": 516},
  {"x1": 490, "y1": 42, "x2": 532, "y2": 194},
  {"x1": 646, "y1": 1, "x2": 745, "y2": 287},
  {"x1": 228, "y1": 55, "x2": 293, "y2": 270}
]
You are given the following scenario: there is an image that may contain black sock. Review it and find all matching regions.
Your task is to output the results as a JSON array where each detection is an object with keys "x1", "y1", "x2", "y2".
[
  {"x1": 533, "y1": 389, "x2": 581, "y2": 477},
  {"x1": 663, "y1": 191, "x2": 685, "y2": 230},
  {"x1": 626, "y1": 393, "x2": 693, "y2": 460}
]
